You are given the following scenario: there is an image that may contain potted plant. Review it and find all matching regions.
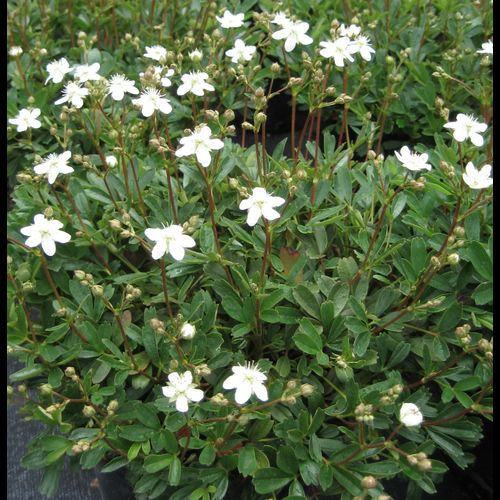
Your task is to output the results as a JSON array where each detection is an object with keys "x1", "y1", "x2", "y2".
[{"x1": 7, "y1": 1, "x2": 492, "y2": 498}]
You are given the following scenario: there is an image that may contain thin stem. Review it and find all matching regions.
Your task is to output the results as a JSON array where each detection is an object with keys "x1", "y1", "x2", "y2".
[{"x1": 159, "y1": 258, "x2": 174, "y2": 319}]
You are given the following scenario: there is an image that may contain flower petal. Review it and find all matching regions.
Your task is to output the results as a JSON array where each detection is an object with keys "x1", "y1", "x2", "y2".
[
  {"x1": 169, "y1": 241, "x2": 185, "y2": 261},
  {"x1": 151, "y1": 240, "x2": 167, "y2": 260},
  {"x1": 234, "y1": 383, "x2": 252, "y2": 404},
  {"x1": 41, "y1": 238, "x2": 56, "y2": 256},
  {"x1": 252, "y1": 382, "x2": 268, "y2": 402},
  {"x1": 175, "y1": 396, "x2": 189, "y2": 412},
  {"x1": 246, "y1": 206, "x2": 262, "y2": 226},
  {"x1": 187, "y1": 388, "x2": 204, "y2": 402},
  {"x1": 222, "y1": 374, "x2": 240, "y2": 390}
]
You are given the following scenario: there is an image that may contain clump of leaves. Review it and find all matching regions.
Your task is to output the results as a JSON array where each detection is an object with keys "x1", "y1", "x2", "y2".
[{"x1": 7, "y1": 0, "x2": 492, "y2": 499}]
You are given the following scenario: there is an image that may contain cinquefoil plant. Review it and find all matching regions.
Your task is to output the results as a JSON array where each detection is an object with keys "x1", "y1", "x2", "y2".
[{"x1": 7, "y1": 0, "x2": 492, "y2": 499}]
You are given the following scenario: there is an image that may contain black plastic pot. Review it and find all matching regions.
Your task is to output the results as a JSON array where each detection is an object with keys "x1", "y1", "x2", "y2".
[{"x1": 95, "y1": 467, "x2": 135, "y2": 500}]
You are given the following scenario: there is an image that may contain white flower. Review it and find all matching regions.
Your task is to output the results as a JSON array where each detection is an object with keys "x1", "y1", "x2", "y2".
[
  {"x1": 105, "y1": 155, "x2": 118, "y2": 167},
  {"x1": 477, "y1": 40, "x2": 493, "y2": 55},
  {"x1": 339, "y1": 23, "x2": 361, "y2": 38},
  {"x1": 175, "y1": 125, "x2": 224, "y2": 167},
  {"x1": 107, "y1": 74, "x2": 139, "y2": 101},
  {"x1": 132, "y1": 88, "x2": 172, "y2": 117},
  {"x1": 33, "y1": 151, "x2": 74, "y2": 185},
  {"x1": 20, "y1": 214, "x2": 71, "y2": 256},
  {"x1": 161, "y1": 371, "x2": 204, "y2": 412},
  {"x1": 443, "y1": 113, "x2": 488, "y2": 146},
  {"x1": 177, "y1": 71, "x2": 215, "y2": 97},
  {"x1": 45, "y1": 57, "x2": 73, "y2": 84},
  {"x1": 9, "y1": 46, "x2": 23, "y2": 57},
  {"x1": 216, "y1": 11, "x2": 244, "y2": 29},
  {"x1": 222, "y1": 362, "x2": 268, "y2": 405},
  {"x1": 9, "y1": 108, "x2": 42, "y2": 132},
  {"x1": 145, "y1": 224, "x2": 196, "y2": 261},
  {"x1": 350, "y1": 35, "x2": 375, "y2": 61},
  {"x1": 271, "y1": 11, "x2": 290, "y2": 27},
  {"x1": 462, "y1": 162, "x2": 493, "y2": 189},
  {"x1": 180, "y1": 322, "x2": 196, "y2": 340},
  {"x1": 54, "y1": 81, "x2": 89, "y2": 108},
  {"x1": 272, "y1": 20, "x2": 313, "y2": 52},
  {"x1": 319, "y1": 37, "x2": 356, "y2": 67},
  {"x1": 239, "y1": 187, "x2": 285, "y2": 226},
  {"x1": 226, "y1": 39, "x2": 257, "y2": 63},
  {"x1": 394, "y1": 146, "x2": 431, "y2": 172},
  {"x1": 144, "y1": 45, "x2": 167, "y2": 62},
  {"x1": 399, "y1": 403, "x2": 423, "y2": 427},
  {"x1": 161, "y1": 69, "x2": 175, "y2": 87},
  {"x1": 74, "y1": 63, "x2": 101, "y2": 82},
  {"x1": 189, "y1": 49, "x2": 203, "y2": 62}
]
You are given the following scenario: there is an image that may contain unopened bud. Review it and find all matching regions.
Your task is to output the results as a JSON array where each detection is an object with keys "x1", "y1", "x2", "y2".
[
  {"x1": 417, "y1": 459, "x2": 432, "y2": 472},
  {"x1": 447, "y1": 253, "x2": 460, "y2": 266},
  {"x1": 361, "y1": 476, "x2": 378, "y2": 489},
  {"x1": 40, "y1": 384, "x2": 53, "y2": 395},
  {"x1": 271, "y1": 62, "x2": 280, "y2": 73},
  {"x1": 83, "y1": 405, "x2": 96, "y2": 418},
  {"x1": 74, "y1": 270, "x2": 86, "y2": 280},
  {"x1": 180, "y1": 322, "x2": 196, "y2": 339},
  {"x1": 300, "y1": 383, "x2": 315, "y2": 397},
  {"x1": 91, "y1": 285, "x2": 104, "y2": 297},
  {"x1": 223, "y1": 109, "x2": 235, "y2": 122},
  {"x1": 65, "y1": 367, "x2": 76, "y2": 377}
]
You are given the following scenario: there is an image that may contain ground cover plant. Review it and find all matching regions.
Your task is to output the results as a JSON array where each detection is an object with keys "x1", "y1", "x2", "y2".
[{"x1": 7, "y1": 0, "x2": 493, "y2": 498}]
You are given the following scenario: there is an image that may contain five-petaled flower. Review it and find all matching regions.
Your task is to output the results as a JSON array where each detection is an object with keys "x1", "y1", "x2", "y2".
[
  {"x1": 144, "y1": 45, "x2": 167, "y2": 62},
  {"x1": 399, "y1": 403, "x2": 424, "y2": 427},
  {"x1": 45, "y1": 57, "x2": 73, "y2": 84},
  {"x1": 9, "y1": 46, "x2": 23, "y2": 57},
  {"x1": 33, "y1": 151, "x2": 74, "y2": 185},
  {"x1": 145, "y1": 224, "x2": 196, "y2": 261},
  {"x1": 462, "y1": 162, "x2": 493, "y2": 189},
  {"x1": 477, "y1": 40, "x2": 493, "y2": 55},
  {"x1": 161, "y1": 371, "x2": 204, "y2": 412},
  {"x1": 107, "y1": 74, "x2": 139, "y2": 101},
  {"x1": 222, "y1": 362, "x2": 268, "y2": 405},
  {"x1": 177, "y1": 71, "x2": 215, "y2": 97},
  {"x1": 132, "y1": 88, "x2": 172, "y2": 117},
  {"x1": 54, "y1": 81, "x2": 89, "y2": 108},
  {"x1": 271, "y1": 11, "x2": 290, "y2": 27},
  {"x1": 272, "y1": 20, "x2": 313, "y2": 52},
  {"x1": 9, "y1": 108, "x2": 42, "y2": 132},
  {"x1": 395, "y1": 146, "x2": 431, "y2": 172},
  {"x1": 74, "y1": 63, "x2": 101, "y2": 83},
  {"x1": 443, "y1": 113, "x2": 487, "y2": 147},
  {"x1": 20, "y1": 214, "x2": 71, "y2": 256},
  {"x1": 319, "y1": 37, "x2": 356, "y2": 67},
  {"x1": 175, "y1": 125, "x2": 224, "y2": 167},
  {"x1": 216, "y1": 11, "x2": 244, "y2": 29},
  {"x1": 226, "y1": 39, "x2": 257, "y2": 63},
  {"x1": 239, "y1": 187, "x2": 285, "y2": 226},
  {"x1": 339, "y1": 23, "x2": 361, "y2": 38},
  {"x1": 349, "y1": 35, "x2": 376, "y2": 61}
]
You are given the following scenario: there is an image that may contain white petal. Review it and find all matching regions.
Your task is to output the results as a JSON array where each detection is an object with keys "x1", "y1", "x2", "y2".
[
  {"x1": 178, "y1": 235, "x2": 196, "y2": 248},
  {"x1": 162, "y1": 386, "x2": 176, "y2": 398},
  {"x1": 169, "y1": 241, "x2": 185, "y2": 261},
  {"x1": 47, "y1": 170, "x2": 58, "y2": 184},
  {"x1": 175, "y1": 396, "x2": 189, "y2": 412},
  {"x1": 234, "y1": 383, "x2": 252, "y2": 404},
  {"x1": 209, "y1": 138, "x2": 224, "y2": 150},
  {"x1": 151, "y1": 240, "x2": 167, "y2": 260},
  {"x1": 239, "y1": 198, "x2": 253, "y2": 210},
  {"x1": 246, "y1": 206, "x2": 262, "y2": 226},
  {"x1": 222, "y1": 374, "x2": 240, "y2": 390},
  {"x1": 470, "y1": 132, "x2": 484, "y2": 147},
  {"x1": 262, "y1": 206, "x2": 281, "y2": 221},
  {"x1": 24, "y1": 235, "x2": 42, "y2": 247},
  {"x1": 452, "y1": 128, "x2": 467, "y2": 142},
  {"x1": 52, "y1": 230, "x2": 71, "y2": 243},
  {"x1": 284, "y1": 36, "x2": 297, "y2": 52},
  {"x1": 141, "y1": 103, "x2": 155, "y2": 117},
  {"x1": 196, "y1": 147, "x2": 211, "y2": 167},
  {"x1": 252, "y1": 382, "x2": 268, "y2": 402},
  {"x1": 145, "y1": 228, "x2": 164, "y2": 241},
  {"x1": 187, "y1": 388, "x2": 204, "y2": 402},
  {"x1": 41, "y1": 238, "x2": 56, "y2": 256}
]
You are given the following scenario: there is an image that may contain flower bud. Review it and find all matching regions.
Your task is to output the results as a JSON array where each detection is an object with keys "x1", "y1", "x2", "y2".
[
  {"x1": 18, "y1": 384, "x2": 27, "y2": 394},
  {"x1": 241, "y1": 121, "x2": 254, "y2": 131},
  {"x1": 286, "y1": 380, "x2": 297, "y2": 390},
  {"x1": 107, "y1": 399, "x2": 119, "y2": 412},
  {"x1": 39, "y1": 383, "x2": 53, "y2": 395},
  {"x1": 83, "y1": 405, "x2": 96, "y2": 418},
  {"x1": 430, "y1": 256, "x2": 441, "y2": 269},
  {"x1": 417, "y1": 459, "x2": 432, "y2": 472},
  {"x1": 447, "y1": 253, "x2": 460, "y2": 266},
  {"x1": 74, "y1": 270, "x2": 86, "y2": 281},
  {"x1": 453, "y1": 226, "x2": 465, "y2": 237},
  {"x1": 271, "y1": 62, "x2": 280, "y2": 73},
  {"x1": 65, "y1": 367, "x2": 76, "y2": 377},
  {"x1": 361, "y1": 476, "x2": 378, "y2": 489},
  {"x1": 255, "y1": 112, "x2": 267, "y2": 124},
  {"x1": 180, "y1": 322, "x2": 196, "y2": 339},
  {"x1": 300, "y1": 383, "x2": 315, "y2": 397},
  {"x1": 91, "y1": 285, "x2": 104, "y2": 297},
  {"x1": 223, "y1": 109, "x2": 235, "y2": 122},
  {"x1": 211, "y1": 393, "x2": 229, "y2": 406}
]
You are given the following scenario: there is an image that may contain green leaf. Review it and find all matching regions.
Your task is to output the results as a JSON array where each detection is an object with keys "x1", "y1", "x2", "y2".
[
  {"x1": 277, "y1": 446, "x2": 299, "y2": 475},
  {"x1": 100, "y1": 456, "x2": 128, "y2": 473},
  {"x1": 467, "y1": 241, "x2": 492, "y2": 281},
  {"x1": 238, "y1": 444, "x2": 257, "y2": 477},
  {"x1": 9, "y1": 365, "x2": 44, "y2": 382},
  {"x1": 168, "y1": 455, "x2": 182, "y2": 486},
  {"x1": 199, "y1": 444, "x2": 216, "y2": 465},
  {"x1": 119, "y1": 425, "x2": 156, "y2": 442},
  {"x1": 254, "y1": 468, "x2": 293, "y2": 494},
  {"x1": 410, "y1": 237, "x2": 427, "y2": 275},
  {"x1": 471, "y1": 282, "x2": 492, "y2": 305},
  {"x1": 337, "y1": 257, "x2": 358, "y2": 282},
  {"x1": 385, "y1": 341, "x2": 411, "y2": 369},
  {"x1": 292, "y1": 284, "x2": 321, "y2": 319},
  {"x1": 331, "y1": 466, "x2": 363, "y2": 496},
  {"x1": 293, "y1": 318, "x2": 323, "y2": 355},
  {"x1": 319, "y1": 463, "x2": 333, "y2": 490},
  {"x1": 144, "y1": 454, "x2": 173, "y2": 473}
]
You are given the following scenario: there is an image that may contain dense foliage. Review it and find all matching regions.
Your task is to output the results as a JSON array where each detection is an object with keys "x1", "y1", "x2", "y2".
[{"x1": 7, "y1": 0, "x2": 493, "y2": 499}]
